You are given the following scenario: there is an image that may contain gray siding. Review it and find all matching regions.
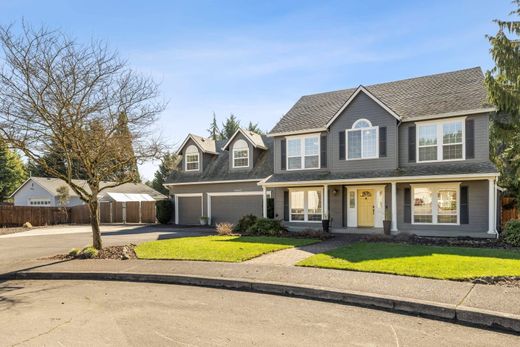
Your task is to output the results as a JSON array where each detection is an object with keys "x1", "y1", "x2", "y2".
[
  {"x1": 13, "y1": 181, "x2": 84, "y2": 207},
  {"x1": 227, "y1": 132, "x2": 254, "y2": 171},
  {"x1": 396, "y1": 180, "x2": 489, "y2": 233},
  {"x1": 399, "y1": 113, "x2": 490, "y2": 167},
  {"x1": 273, "y1": 132, "x2": 328, "y2": 173}
]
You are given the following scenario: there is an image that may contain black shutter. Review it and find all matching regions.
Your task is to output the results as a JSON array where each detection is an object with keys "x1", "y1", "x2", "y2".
[
  {"x1": 320, "y1": 134, "x2": 327, "y2": 168},
  {"x1": 281, "y1": 139, "x2": 286, "y2": 170},
  {"x1": 465, "y1": 119, "x2": 475, "y2": 159},
  {"x1": 379, "y1": 127, "x2": 387, "y2": 157},
  {"x1": 408, "y1": 126, "x2": 416, "y2": 162},
  {"x1": 339, "y1": 130, "x2": 345, "y2": 160},
  {"x1": 283, "y1": 191, "x2": 289, "y2": 221},
  {"x1": 461, "y1": 186, "x2": 469, "y2": 224},
  {"x1": 404, "y1": 187, "x2": 411, "y2": 223}
]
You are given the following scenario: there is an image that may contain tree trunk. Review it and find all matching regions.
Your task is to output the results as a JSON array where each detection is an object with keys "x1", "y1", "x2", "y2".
[{"x1": 88, "y1": 200, "x2": 102, "y2": 250}]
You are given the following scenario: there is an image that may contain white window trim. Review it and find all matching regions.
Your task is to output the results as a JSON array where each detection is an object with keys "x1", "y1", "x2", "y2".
[
  {"x1": 416, "y1": 117, "x2": 466, "y2": 163},
  {"x1": 184, "y1": 146, "x2": 200, "y2": 172},
  {"x1": 411, "y1": 182, "x2": 461, "y2": 226},
  {"x1": 346, "y1": 118, "x2": 379, "y2": 160},
  {"x1": 288, "y1": 187, "x2": 324, "y2": 223},
  {"x1": 232, "y1": 140, "x2": 249, "y2": 168},
  {"x1": 286, "y1": 134, "x2": 321, "y2": 171}
]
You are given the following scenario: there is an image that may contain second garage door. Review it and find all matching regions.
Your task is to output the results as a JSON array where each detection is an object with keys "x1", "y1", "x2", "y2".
[{"x1": 210, "y1": 194, "x2": 263, "y2": 224}]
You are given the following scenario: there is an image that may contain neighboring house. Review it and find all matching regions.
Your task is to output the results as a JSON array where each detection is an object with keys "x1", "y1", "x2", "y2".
[
  {"x1": 11, "y1": 177, "x2": 166, "y2": 207},
  {"x1": 165, "y1": 67, "x2": 499, "y2": 238}
]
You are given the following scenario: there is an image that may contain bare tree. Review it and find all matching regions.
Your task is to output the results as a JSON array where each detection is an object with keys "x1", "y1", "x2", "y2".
[{"x1": 0, "y1": 24, "x2": 165, "y2": 249}]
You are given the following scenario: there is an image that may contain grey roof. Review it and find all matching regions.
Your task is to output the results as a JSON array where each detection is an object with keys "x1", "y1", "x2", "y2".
[
  {"x1": 166, "y1": 136, "x2": 274, "y2": 184},
  {"x1": 270, "y1": 67, "x2": 491, "y2": 134},
  {"x1": 264, "y1": 162, "x2": 498, "y2": 184},
  {"x1": 24, "y1": 177, "x2": 167, "y2": 200}
]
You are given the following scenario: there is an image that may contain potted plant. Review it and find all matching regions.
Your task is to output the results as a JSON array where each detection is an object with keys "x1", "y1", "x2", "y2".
[
  {"x1": 199, "y1": 216, "x2": 209, "y2": 226},
  {"x1": 383, "y1": 209, "x2": 392, "y2": 235},
  {"x1": 322, "y1": 217, "x2": 330, "y2": 233}
]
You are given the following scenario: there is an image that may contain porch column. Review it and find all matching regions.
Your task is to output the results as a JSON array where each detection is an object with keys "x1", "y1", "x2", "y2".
[
  {"x1": 323, "y1": 184, "x2": 329, "y2": 220},
  {"x1": 488, "y1": 178, "x2": 497, "y2": 235},
  {"x1": 262, "y1": 186, "x2": 267, "y2": 218},
  {"x1": 391, "y1": 182, "x2": 398, "y2": 232}
]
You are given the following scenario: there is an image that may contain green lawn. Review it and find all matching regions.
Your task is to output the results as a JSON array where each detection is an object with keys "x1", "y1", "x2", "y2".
[
  {"x1": 297, "y1": 242, "x2": 520, "y2": 280},
  {"x1": 135, "y1": 235, "x2": 320, "y2": 262}
]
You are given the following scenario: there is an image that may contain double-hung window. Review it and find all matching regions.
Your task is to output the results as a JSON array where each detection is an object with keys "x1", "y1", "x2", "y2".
[
  {"x1": 185, "y1": 145, "x2": 200, "y2": 171},
  {"x1": 232, "y1": 139, "x2": 249, "y2": 168},
  {"x1": 347, "y1": 119, "x2": 378, "y2": 160},
  {"x1": 412, "y1": 183, "x2": 459, "y2": 225},
  {"x1": 289, "y1": 188, "x2": 323, "y2": 222},
  {"x1": 417, "y1": 119, "x2": 464, "y2": 162},
  {"x1": 286, "y1": 135, "x2": 320, "y2": 170}
]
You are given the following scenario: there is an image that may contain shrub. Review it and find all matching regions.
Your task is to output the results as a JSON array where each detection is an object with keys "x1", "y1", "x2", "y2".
[
  {"x1": 79, "y1": 246, "x2": 99, "y2": 259},
  {"x1": 216, "y1": 222, "x2": 235, "y2": 235},
  {"x1": 234, "y1": 214, "x2": 258, "y2": 232},
  {"x1": 503, "y1": 219, "x2": 520, "y2": 247},
  {"x1": 247, "y1": 218, "x2": 286, "y2": 236},
  {"x1": 156, "y1": 200, "x2": 173, "y2": 224},
  {"x1": 68, "y1": 248, "x2": 80, "y2": 257}
]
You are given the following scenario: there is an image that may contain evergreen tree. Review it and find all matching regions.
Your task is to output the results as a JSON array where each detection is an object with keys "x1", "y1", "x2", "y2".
[
  {"x1": 220, "y1": 114, "x2": 241, "y2": 140},
  {"x1": 151, "y1": 151, "x2": 178, "y2": 195},
  {"x1": 27, "y1": 140, "x2": 87, "y2": 179},
  {"x1": 207, "y1": 112, "x2": 221, "y2": 140},
  {"x1": 485, "y1": 1, "x2": 520, "y2": 202},
  {"x1": 246, "y1": 121, "x2": 264, "y2": 134},
  {"x1": 112, "y1": 112, "x2": 141, "y2": 182},
  {"x1": 0, "y1": 141, "x2": 27, "y2": 202}
]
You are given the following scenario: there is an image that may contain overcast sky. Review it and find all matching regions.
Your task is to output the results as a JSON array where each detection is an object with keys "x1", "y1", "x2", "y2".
[{"x1": 0, "y1": 0, "x2": 512, "y2": 181}]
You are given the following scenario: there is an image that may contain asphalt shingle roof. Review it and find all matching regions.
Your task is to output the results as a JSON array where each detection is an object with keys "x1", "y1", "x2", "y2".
[{"x1": 270, "y1": 67, "x2": 491, "y2": 134}]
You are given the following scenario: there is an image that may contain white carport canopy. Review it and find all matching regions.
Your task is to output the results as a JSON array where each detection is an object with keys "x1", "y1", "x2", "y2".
[{"x1": 105, "y1": 192, "x2": 155, "y2": 202}]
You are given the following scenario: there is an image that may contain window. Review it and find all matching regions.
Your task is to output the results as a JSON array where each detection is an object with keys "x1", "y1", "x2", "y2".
[
  {"x1": 417, "y1": 119, "x2": 464, "y2": 162},
  {"x1": 349, "y1": 191, "x2": 356, "y2": 208},
  {"x1": 185, "y1": 145, "x2": 200, "y2": 171},
  {"x1": 286, "y1": 135, "x2": 320, "y2": 170},
  {"x1": 412, "y1": 184, "x2": 459, "y2": 224},
  {"x1": 232, "y1": 139, "x2": 249, "y2": 168},
  {"x1": 347, "y1": 119, "x2": 378, "y2": 160},
  {"x1": 290, "y1": 189, "x2": 323, "y2": 222},
  {"x1": 29, "y1": 199, "x2": 51, "y2": 206}
]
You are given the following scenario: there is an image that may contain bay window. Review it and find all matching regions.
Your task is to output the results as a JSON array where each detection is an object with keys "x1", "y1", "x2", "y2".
[
  {"x1": 417, "y1": 119, "x2": 464, "y2": 162},
  {"x1": 347, "y1": 119, "x2": 378, "y2": 160},
  {"x1": 412, "y1": 184, "x2": 459, "y2": 224},
  {"x1": 287, "y1": 135, "x2": 320, "y2": 170},
  {"x1": 290, "y1": 188, "x2": 323, "y2": 222}
]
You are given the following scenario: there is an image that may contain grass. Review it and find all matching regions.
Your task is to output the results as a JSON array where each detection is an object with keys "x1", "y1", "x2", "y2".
[
  {"x1": 297, "y1": 242, "x2": 520, "y2": 280},
  {"x1": 135, "y1": 235, "x2": 320, "y2": 262}
]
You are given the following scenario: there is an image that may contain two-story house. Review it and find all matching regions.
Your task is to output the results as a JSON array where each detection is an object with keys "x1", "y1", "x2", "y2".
[{"x1": 165, "y1": 67, "x2": 499, "y2": 238}]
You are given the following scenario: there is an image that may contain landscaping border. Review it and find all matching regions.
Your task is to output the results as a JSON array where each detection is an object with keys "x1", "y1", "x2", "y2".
[{"x1": 2, "y1": 270, "x2": 519, "y2": 334}]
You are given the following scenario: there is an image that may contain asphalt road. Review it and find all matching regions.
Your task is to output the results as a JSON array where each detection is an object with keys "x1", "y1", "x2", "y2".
[
  {"x1": 0, "y1": 225, "x2": 209, "y2": 273},
  {"x1": 0, "y1": 280, "x2": 517, "y2": 346}
]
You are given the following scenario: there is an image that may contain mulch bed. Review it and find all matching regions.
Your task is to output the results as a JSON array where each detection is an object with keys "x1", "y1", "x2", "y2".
[
  {"x1": 470, "y1": 277, "x2": 520, "y2": 288},
  {"x1": 47, "y1": 244, "x2": 137, "y2": 261},
  {"x1": 0, "y1": 227, "x2": 34, "y2": 236}
]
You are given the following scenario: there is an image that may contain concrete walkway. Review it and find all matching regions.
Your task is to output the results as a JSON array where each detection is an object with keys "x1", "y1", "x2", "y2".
[{"x1": 4, "y1": 258, "x2": 520, "y2": 333}]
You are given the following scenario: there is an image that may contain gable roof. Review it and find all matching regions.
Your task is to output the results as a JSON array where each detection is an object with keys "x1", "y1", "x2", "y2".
[
  {"x1": 269, "y1": 67, "x2": 494, "y2": 135},
  {"x1": 175, "y1": 133, "x2": 217, "y2": 155},
  {"x1": 221, "y1": 128, "x2": 267, "y2": 151},
  {"x1": 11, "y1": 177, "x2": 167, "y2": 200}
]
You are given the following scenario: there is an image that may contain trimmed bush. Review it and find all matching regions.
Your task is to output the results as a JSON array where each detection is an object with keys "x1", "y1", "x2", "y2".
[
  {"x1": 79, "y1": 246, "x2": 99, "y2": 259},
  {"x1": 503, "y1": 219, "x2": 520, "y2": 247},
  {"x1": 216, "y1": 222, "x2": 235, "y2": 235},
  {"x1": 68, "y1": 248, "x2": 80, "y2": 257},
  {"x1": 156, "y1": 200, "x2": 173, "y2": 224},
  {"x1": 234, "y1": 214, "x2": 258, "y2": 232},
  {"x1": 247, "y1": 218, "x2": 286, "y2": 236}
]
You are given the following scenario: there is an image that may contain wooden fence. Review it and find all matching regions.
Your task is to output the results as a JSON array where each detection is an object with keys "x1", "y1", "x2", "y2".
[
  {"x1": 501, "y1": 197, "x2": 519, "y2": 229},
  {"x1": 0, "y1": 205, "x2": 69, "y2": 227}
]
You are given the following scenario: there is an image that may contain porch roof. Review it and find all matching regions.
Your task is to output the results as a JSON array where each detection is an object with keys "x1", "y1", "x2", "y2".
[{"x1": 261, "y1": 161, "x2": 498, "y2": 186}]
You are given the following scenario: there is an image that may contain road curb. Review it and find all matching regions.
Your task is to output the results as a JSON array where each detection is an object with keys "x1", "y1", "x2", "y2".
[{"x1": 4, "y1": 270, "x2": 520, "y2": 334}]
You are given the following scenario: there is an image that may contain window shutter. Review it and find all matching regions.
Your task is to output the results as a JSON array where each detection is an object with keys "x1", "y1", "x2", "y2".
[
  {"x1": 320, "y1": 135, "x2": 327, "y2": 168},
  {"x1": 283, "y1": 191, "x2": 289, "y2": 221},
  {"x1": 465, "y1": 119, "x2": 475, "y2": 159},
  {"x1": 404, "y1": 187, "x2": 411, "y2": 223},
  {"x1": 408, "y1": 126, "x2": 416, "y2": 162},
  {"x1": 460, "y1": 186, "x2": 469, "y2": 224},
  {"x1": 339, "y1": 130, "x2": 345, "y2": 160},
  {"x1": 379, "y1": 127, "x2": 387, "y2": 157},
  {"x1": 281, "y1": 139, "x2": 286, "y2": 170}
]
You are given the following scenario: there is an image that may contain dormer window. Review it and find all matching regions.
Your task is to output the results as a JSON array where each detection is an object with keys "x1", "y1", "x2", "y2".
[
  {"x1": 185, "y1": 145, "x2": 200, "y2": 171},
  {"x1": 347, "y1": 118, "x2": 378, "y2": 160},
  {"x1": 232, "y1": 139, "x2": 249, "y2": 168}
]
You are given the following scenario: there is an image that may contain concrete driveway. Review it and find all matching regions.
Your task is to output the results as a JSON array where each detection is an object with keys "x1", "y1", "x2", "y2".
[{"x1": 0, "y1": 224, "x2": 213, "y2": 274}]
